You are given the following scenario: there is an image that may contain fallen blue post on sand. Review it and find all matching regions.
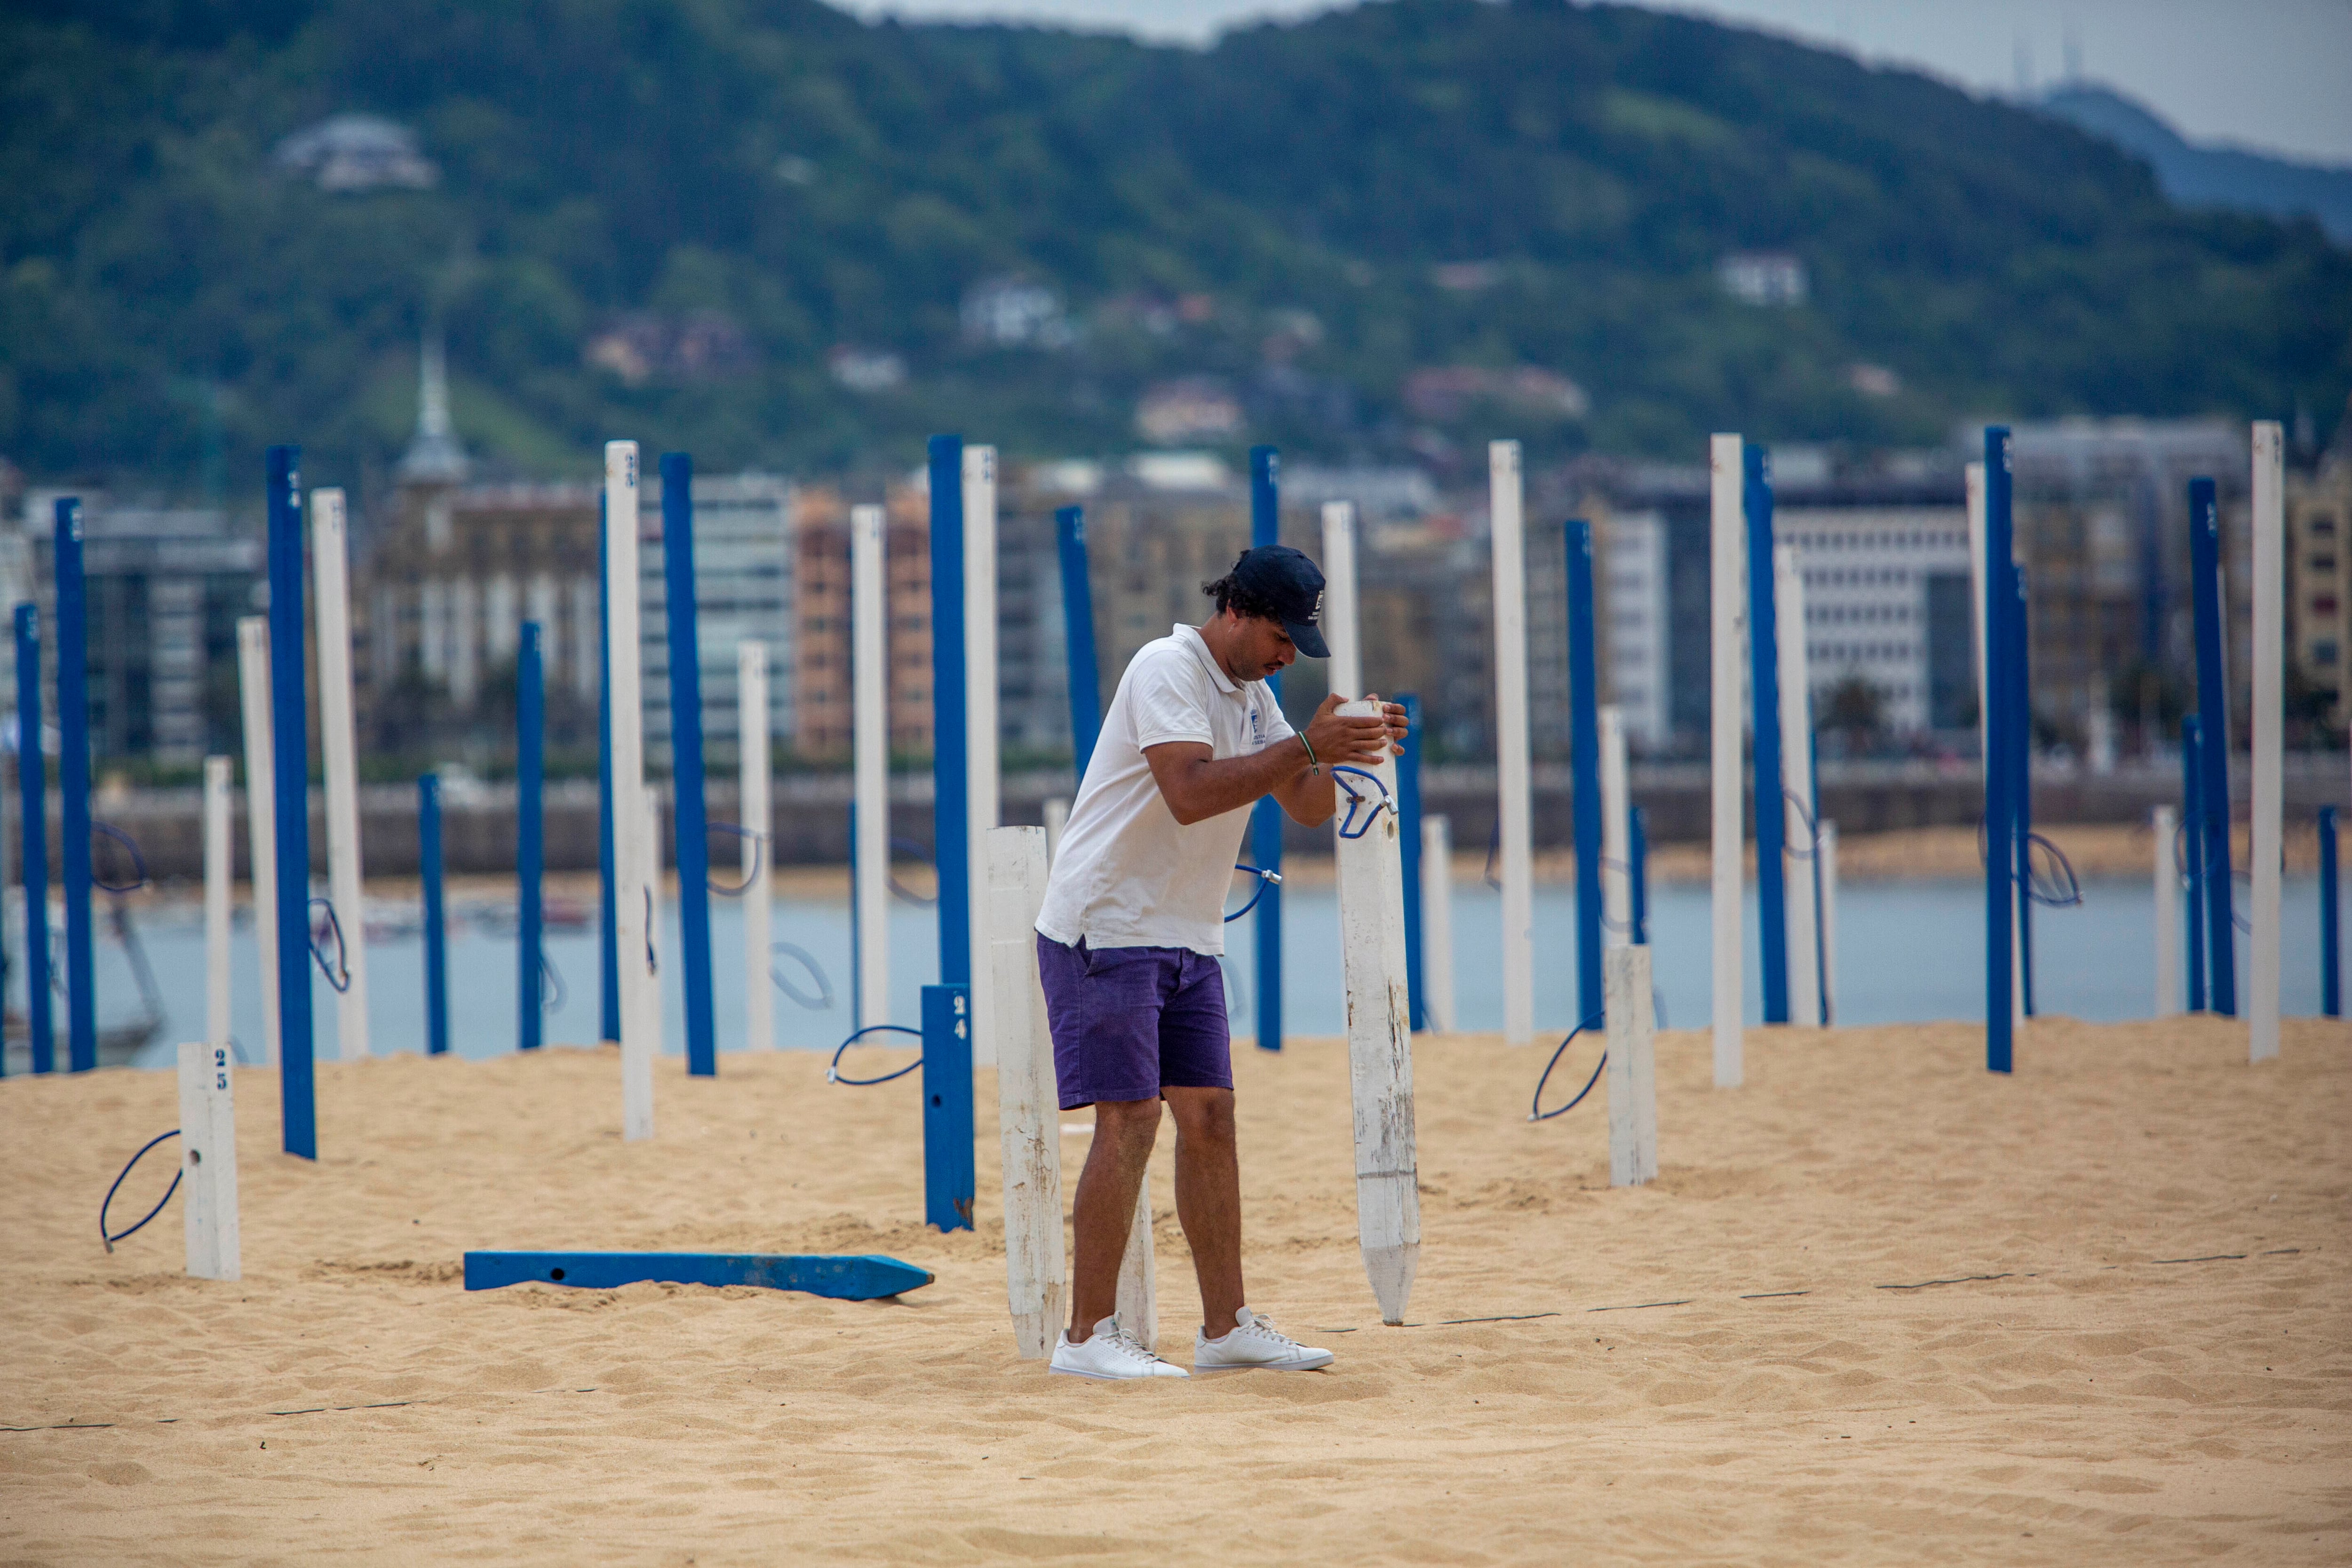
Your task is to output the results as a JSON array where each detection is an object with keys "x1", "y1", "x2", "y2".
[{"x1": 461, "y1": 1251, "x2": 934, "y2": 1299}]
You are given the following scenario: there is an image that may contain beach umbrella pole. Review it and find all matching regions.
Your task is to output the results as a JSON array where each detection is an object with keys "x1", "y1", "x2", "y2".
[
  {"x1": 1604, "y1": 944, "x2": 1657, "y2": 1187},
  {"x1": 605, "y1": 442, "x2": 655, "y2": 1139},
  {"x1": 518, "y1": 621, "x2": 544, "y2": 1052},
  {"x1": 851, "y1": 504, "x2": 889, "y2": 1032},
  {"x1": 312, "y1": 488, "x2": 370, "y2": 1060},
  {"x1": 1487, "y1": 440, "x2": 1533, "y2": 1046},
  {"x1": 421, "y1": 774, "x2": 448, "y2": 1056},
  {"x1": 264, "y1": 450, "x2": 316, "y2": 1150},
  {"x1": 1249, "y1": 445, "x2": 1286, "y2": 1052},
  {"x1": 1334, "y1": 697, "x2": 1420, "y2": 1323},
  {"x1": 739, "y1": 641, "x2": 772, "y2": 1051},
  {"x1": 15, "y1": 605, "x2": 52, "y2": 1074},
  {"x1": 235, "y1": 617, "x2": 278, "y2": 1066},
  {"x1": 203, "y1": 756, "x2": 232, "y2": 1058},
  {"x1": 176, "y1": 1042, "x2": 241, "y2": 1281},
  {"x1": 1708, "y1": 434, "x2": 1745, "y2": 1085},
  {"x1": 2249, "y1": 422, "x2": 2284, "y2": 1061}
]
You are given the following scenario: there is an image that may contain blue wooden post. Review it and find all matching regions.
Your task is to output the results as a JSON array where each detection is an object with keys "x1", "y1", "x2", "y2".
[
  {"x1": 2321, "y1": 806, "x2": 2339, "y2": 1019},
  {"x1": 921, "y1": 983, "x2": 974, "y2": 1231},
  {"x1": 660, "y1": 453, "x2": 718, "y2": 1074},
  {"x1": 2183, "y1": 716, "x2": 2208, "y2": 1011},
  {"x1": 1567, "y1": 520, "x2": 1605, "y2": 1022},
  {"x1": 14, "y1": 605, "x2": 51, "y2": 1074},
  {"x1": 2187, "y1": 477, "x2": 2236, "y2": 1016},
  {"x1": 1398, "y1": 692, "x2": 1427, "y2": 1031},
  {"x1": 420, "y1": 774, "x2": 449, "y2": 1056},
  {"x1": 597, "y1": 497, "x2": 619, "y2": 1043},
  {"x1": 1056, "y1": 506, "x2": 1103, "y2": 776},
  {"x1": 1983, "y1": 426, "x2": 2015, "y2": 1074},
  {"x1": 1743, "y1": 447, "x2": 1788, "y2": 1026},
  {"x1": 54, "y1": 499, "x2": 95, "y2": 1073},
  {"x1": 266, "y1": 446, "x2": 316, "y2": 1155},
  {"x1": 1249, "y1": 445, "x2": 1284, "y2": 1052},
  {"x1": 1629, "y1": 805, "x2": 1650, "y2": 948},
  {"x1": 928, "y1": 436, "x2": 970, "y2": 993},
  {"x1": 518, "y1": 621, "x2": 545, "y2": 1052},
  {"x1": 2011, "y1": 563, "x2": 2034, "y2": 1017}
]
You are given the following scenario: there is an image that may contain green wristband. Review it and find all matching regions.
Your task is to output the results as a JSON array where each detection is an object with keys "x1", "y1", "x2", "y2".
[{"x1": 1299, "y1": 732, "x2": 1320, "y2": 774}]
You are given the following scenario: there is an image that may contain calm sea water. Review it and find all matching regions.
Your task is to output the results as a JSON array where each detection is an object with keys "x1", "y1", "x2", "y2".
[{"x1": 55, "y1": 872, "x2": 2336, "y2": 1070}]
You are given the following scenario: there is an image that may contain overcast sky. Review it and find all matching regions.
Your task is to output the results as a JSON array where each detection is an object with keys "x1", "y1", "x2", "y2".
[{"x1": 840, "y1": 0, "x2": 2352, "y2": 166}]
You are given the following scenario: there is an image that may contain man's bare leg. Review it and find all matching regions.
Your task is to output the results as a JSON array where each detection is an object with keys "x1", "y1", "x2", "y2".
[
  {"x1": 1164, "y1": 1086, "x2": 1244, "y2": 1336},
  {"x1": 1066, "y1": 1098, "x2": 1160, "y2": 1341}
]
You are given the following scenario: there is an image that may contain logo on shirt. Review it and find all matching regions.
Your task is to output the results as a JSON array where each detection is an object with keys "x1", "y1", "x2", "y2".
[{"x1": 1249, "y1": 706, "x2": 1264, "y2": 744}]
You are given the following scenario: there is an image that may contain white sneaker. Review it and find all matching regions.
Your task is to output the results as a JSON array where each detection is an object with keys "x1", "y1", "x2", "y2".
[
  {"x1": 1192, "y1": 1308, "x2": 1335, "y2": 1372},
  {"x1": 1049, "y1": 1314, "x2": 1190, "y2": 1380}
]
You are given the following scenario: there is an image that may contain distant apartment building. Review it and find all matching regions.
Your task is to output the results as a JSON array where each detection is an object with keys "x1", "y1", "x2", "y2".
[
  {"x1": 366, "y1": 342, "x2": 792, "y2": 767},
  {"x1": 5, "y1": 493, "x2": 261, "y2": 771},
  {"x1": 2002, "y1": 417, "x2": 2252, "y2": 740},
  {"x1": 1585, "y1": 462, "x2": 1972, "y2": 749},
  {"x1": 789, "y1": 484, "x2": 934, "y2": 757},
  {"x1": 2288, "y1": 419, "x2": 2352, "y2": 725}
]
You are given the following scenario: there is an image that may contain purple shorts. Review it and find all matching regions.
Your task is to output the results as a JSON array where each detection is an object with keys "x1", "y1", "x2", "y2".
[{"x1": 1036, "y1": 935, "x2": 1234, "y2": 1110}]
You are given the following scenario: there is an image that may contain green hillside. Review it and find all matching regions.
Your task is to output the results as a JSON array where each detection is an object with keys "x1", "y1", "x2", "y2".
[{"x1": 3, "y1": 0, "x2": 2347, "y2": 498}]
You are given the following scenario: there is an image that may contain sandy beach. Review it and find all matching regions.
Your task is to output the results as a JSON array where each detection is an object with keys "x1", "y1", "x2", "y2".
[{"x1": 3, "y1": 1015, "x2": 2346, "y2": 1563}]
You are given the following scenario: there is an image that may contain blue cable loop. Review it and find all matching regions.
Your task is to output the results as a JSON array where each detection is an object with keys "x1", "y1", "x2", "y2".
[
  {"x1": 888, "y1": 837, "x2": 939, "y2": 906},
  {"x1": 705, "y1": 822, "x2": 764, "y2": 896},
  {"x1": 1975, "y1": 813, "x2": 2084, "y2": 908},
  {"x1": 1483, "y1": 819, "x2": 1502, "y2": 890},
  {"x1": 827, "y1": 1023, "x2": 924, "y2": 1085},
  {"x1": 307, "y1": 898, "x2": 352, "y2": 992},
  {"x1": 1225, "y1": 862, "x2": 1282, "y2": 923},
  {"x1": 539, "y1": 951, "x2": 566, "y2": 1012},
  {"x1": 1529, "y1": 1011, "x2": 1607, "y2": 1122},
  {"x1": 771, "y1": 942, "x2": 835, "y2": 1009},
  {"x1": 92, "y1": 822, "x2": 151, "y2": 894},
  {"x1": 1331, "y1": 765, "x2": 1391, "y2": 840},
  {"x1": 99, "y1": 1130, "x2": 181, "y2": 1252}
]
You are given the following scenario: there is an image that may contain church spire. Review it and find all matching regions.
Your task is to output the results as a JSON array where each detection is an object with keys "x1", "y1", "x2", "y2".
[{"x1": 397, "y1": 325, "x2": 469, "y2": 484}]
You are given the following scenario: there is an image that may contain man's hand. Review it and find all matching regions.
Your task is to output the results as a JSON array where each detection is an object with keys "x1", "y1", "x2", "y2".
[{"x1": 1303, "y1": 693, "x2": 1407, "y2": 766}]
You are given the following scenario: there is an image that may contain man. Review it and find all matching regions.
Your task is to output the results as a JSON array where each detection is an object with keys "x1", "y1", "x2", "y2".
[{"x1": 1035, "y1": 543, "x2": 1407, "y2": 1379}]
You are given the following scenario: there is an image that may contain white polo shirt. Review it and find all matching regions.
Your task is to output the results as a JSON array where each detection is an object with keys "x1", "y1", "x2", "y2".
[{"x1": 1036, "y1": 623, "x2": 1295, "y2": 955}]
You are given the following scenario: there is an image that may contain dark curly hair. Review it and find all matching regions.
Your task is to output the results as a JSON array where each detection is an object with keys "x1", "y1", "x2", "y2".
[{"x1": 1201, "y1": 554, "x2": 1283, "y2": 621}]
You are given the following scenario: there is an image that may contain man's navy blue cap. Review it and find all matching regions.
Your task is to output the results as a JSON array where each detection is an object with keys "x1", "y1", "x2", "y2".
[{"x1": 1231, "y1": 544, "x2": 1329, "y2": 659}]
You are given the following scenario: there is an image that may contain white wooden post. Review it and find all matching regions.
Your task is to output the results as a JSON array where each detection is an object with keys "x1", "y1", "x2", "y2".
[
  {"x1": 987, "y1": 826, "x2": 1065, "y2": 1359},
  {"x1": 1321, "y1": 501, "x2": 1361, "y2": 699},
  {"x1": 1118, "y1": 1170, "x2": 1158, "y2": 1350},
  {"x1": 2153, "y1": 804, "x2": 2180, "y2": 1018},
  {"x1": 1599, "y1": 704, "x2": 1630, "y2": 947},
  {"x1": 1604, "y1": 945, "x2": 1657, "y2": 1187},
  {"x1": 176, "y1": 1041, "x2": 240, "y2": 1281},
  {"x1": 1819, "y1": 820, "x2": 1841, "y2": 1025},
  {"x1": 851, "y1": 503, "x2": 890, "y2": 1031},
  {"x1": 739, "y1": 641, "x2": 773, "y2": 1051},
  {"x1": 1333, "y1": 697, "x2": 1419, "y2": 1323},
  {"x1": 1967, "y1": 462, "x2": 2025, "y2": 1028},
  {"x1": 1489, "y1": 441, "x2": 1534, "y2": 1045},
  {"x1": 204, "y1": 756, "x2": 233, "y2": 1057},
  {"x1": 965, "y1": 446, "x2": 1001, "y2": 1070},
  {"x1": 640, "y1": 791, "x2": 664, "y2": 1075},
  {"x1": 2250, "y1": 421, "x2": 2284, "y2": 1063},
  {"x1": 1042, "y1": 798, "x2": 1068, "y2": 865},
  {"x1": 1421, "y1": 813, "x2": 1455, "y2": 1033},
  {"x1": 606, "y1": 441, "x2": 656, "y2": 1140},
  {"x1": 234, "y1": 617, "x2": 279, "y2": 1066},
  {"x1": 1708, "y1": 433, "x2": 1745, "y2": 1086},
  {"x1": 310, "y1": 488, "x2": 370, "y2": 1060},
  {"x1": 1774, "y1": 542, "x2": 1820, "y2": 1026}
]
